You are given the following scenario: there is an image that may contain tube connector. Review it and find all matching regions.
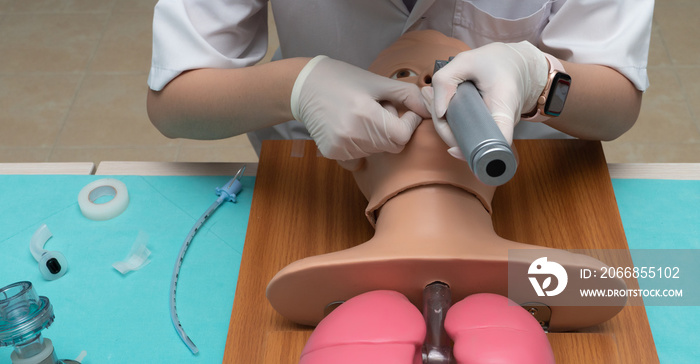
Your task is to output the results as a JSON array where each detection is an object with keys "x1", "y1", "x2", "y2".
[
  {"x1": 422, "y1": 282, "x2": 454, "y2": 364},
  {"x1": 215, "y1": 165, "x2": 246, "y2": 203}
]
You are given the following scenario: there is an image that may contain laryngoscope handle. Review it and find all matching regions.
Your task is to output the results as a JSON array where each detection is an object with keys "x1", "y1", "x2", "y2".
[{"x1": 445, "y1": 81, "x2": 517, "y2": 186}]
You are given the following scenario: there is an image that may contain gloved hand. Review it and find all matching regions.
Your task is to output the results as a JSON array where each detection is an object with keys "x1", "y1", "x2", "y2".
[
  {"x1": 425, "y1": 41, "x2": 548, "y2": 160},
  {"x1": 291, "y1": 56, "x2": 430, "y2": 161}
]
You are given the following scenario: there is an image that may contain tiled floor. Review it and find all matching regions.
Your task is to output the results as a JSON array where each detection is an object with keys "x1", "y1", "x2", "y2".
[{"x1": 0, "y1": 0, "x2": 698, "y2": 165}]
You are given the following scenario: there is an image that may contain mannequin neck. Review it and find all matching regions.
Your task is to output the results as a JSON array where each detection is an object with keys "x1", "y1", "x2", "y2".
[{"x1": 372, "y1": 184, "x2": 494, "y2": 244}]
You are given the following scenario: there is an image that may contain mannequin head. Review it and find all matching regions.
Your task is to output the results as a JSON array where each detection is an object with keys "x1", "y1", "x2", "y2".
[{"x1": 340, "y1": 30, "x2": 495, "y2": 226}]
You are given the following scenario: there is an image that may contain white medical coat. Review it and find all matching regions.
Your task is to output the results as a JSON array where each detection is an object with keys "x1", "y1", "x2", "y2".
[{"x1": 148, "y1": 0, "x2": 655, "y2": 154}]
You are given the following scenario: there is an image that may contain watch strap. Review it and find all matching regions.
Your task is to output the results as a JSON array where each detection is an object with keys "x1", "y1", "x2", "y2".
[{"x1": 522, "y1": 53, "x2": 566, "y2": 122}]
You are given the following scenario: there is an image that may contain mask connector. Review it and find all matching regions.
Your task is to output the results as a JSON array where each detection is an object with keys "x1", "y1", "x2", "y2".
[{"x1": 0, "y1": 281, "x2": 80, "y2": 364}]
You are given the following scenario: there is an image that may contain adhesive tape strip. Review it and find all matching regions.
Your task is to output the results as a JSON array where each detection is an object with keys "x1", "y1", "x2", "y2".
[{"x1": 78, "y1": 178, "x2": 129, "y2": 221}]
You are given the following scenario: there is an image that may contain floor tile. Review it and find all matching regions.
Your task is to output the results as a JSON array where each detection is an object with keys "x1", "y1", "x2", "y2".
[
  {"x1": 0, "y1": 1, "x2": 10, "y2": 13},
  {"x1": 263, "y1": 5, "x2": 279, "y2": 63},
  {"x1": 653, "y1": 2, "x2": 700, "y2": 66},
  {"x1": 6, "y1": 0, "x2": 115, "y2": 13},
  {"x1": 616, "y1": 68, "x2": 700, "y2": 144},
  {"x1": 56, "y1": 73, "x2": 177, "y2": 148},
  {"x1": 0, "y1": 147, "x2": 51, "y2": 163},
  {"x1": 62, "y1": 0, "x2": 116, "y2": 13},
  {"x1": 0, "y1": 13, "x2": 107, "y2": 72},
  {"x1": 678, "y1": 66, "x2": 700, "y2": 123},
  {"x1": 647, "y1": 24, "x2": 672, "y2": 68},
  {"x1": 0, "y1": 74, "x2": 81, "y2": 147},
  {"x1": 113, "y1": 0, "x2": 158, "y2": 13},
  {"x1": 89, "y1": 11, "x2": 153, "y2": 72},
  {"x1": 603, "y1": 141, "x2": 700, "y2": 163}
]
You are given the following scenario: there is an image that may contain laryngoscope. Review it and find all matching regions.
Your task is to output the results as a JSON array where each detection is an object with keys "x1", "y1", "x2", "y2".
[{"x1": 434, "y1": 59, "x2": 517, "y2": 186}]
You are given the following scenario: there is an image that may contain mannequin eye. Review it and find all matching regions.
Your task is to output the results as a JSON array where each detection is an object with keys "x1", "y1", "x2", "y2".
[{"x1": 390, "y1": 69, "x2": 418, "y2": 79}]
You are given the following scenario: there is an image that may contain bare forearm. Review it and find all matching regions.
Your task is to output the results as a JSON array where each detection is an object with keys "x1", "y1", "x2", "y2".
[
  {"x1": 544, "y1": 61, "x2": 643, "y2": 141},
  {"x1": 147, "y1": 58, "x2": 311, "y2": 140}
]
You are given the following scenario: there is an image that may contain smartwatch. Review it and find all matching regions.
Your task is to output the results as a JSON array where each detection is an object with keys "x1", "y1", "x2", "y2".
[{"x1": 522, "y1": 54, "x2": 571, "y2": 122}]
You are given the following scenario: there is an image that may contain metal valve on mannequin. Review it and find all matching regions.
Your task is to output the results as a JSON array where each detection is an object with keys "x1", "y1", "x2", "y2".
[
  {"x1": 0, "y1": 282, "x2": 80, "y2": 364},
  {"x1": 422, "y1": 282, "x2": 454, "y2": 364}
]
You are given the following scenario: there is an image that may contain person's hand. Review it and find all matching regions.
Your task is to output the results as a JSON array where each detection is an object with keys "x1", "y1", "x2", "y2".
[
  {"x1": 425, "y1": 41, "x2": 548, "y2": 160},
  {"x1": 291, "y1": 56, "x2": 430, "y2": 161}
]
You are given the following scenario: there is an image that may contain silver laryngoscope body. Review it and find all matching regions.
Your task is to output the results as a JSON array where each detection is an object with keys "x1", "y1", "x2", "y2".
[{"x1": 435, "y1": 60, "x2": 517, "y2": 186}]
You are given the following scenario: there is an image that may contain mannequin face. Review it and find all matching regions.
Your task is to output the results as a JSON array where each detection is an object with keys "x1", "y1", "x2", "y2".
[
  {"x1": 343, "y1": 31, "x2": 486, "y2": 210},
  {"x1": 368, "y1": 30, "x2": 470, "y2": 89}
]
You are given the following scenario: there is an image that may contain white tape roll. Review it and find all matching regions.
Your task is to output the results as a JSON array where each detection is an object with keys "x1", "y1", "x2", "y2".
[{"x1": 78, "y1": 178, "x2": 129, "y2": 221}]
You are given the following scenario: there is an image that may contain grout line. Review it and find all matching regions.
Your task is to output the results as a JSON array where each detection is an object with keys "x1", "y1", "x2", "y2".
[
  {"x1": 668, "y1": 69, "x2": 699, "y2": 137},
  {"x1": 45, "y1": 76, "x2": 86, "y2": 162},
  {"x1": 47, "y1": 2, "x2": 117, "y2": 163},
  {"x1": 173, "y1": 142, "x2": 184, "y2": 162},
  {"x1": 652, "y1": 18, "x2": 675, "y2": 70},
  {"x1": 84, "y1": 0, "x2": 120, "y2": 72}
]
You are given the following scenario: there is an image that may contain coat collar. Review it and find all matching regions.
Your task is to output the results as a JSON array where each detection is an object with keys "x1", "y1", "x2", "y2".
[{"x1": 388, "y1": 0, "x2": 436, "y2": 33}]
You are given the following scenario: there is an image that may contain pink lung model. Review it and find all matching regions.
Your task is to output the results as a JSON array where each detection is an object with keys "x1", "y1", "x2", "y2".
[
  {"x1": 299, "y1": 290, "x2": 425, "y2": 364},
  {"x1": 300, "y1": 291, "x2": 554, "y2": 364},
  {"x1": 445, "y1": 293, "x2": 555, "y2": 364}
]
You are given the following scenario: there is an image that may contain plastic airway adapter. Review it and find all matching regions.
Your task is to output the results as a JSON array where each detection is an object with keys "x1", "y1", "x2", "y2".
[
  {"x1": 30, "y1": 225, "x2": 69, "y2": 281},
  {"x1": 0, "y1": 282, "x2": 81, "y2": 364},
  {"x1": 0, "y1": 282, "x2": 54, "y2": 348}
]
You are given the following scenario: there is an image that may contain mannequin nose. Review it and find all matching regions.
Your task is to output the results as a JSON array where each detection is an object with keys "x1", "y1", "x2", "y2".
[{"x1": 418, "y1": 71, "x2": 433, "y2": 87}]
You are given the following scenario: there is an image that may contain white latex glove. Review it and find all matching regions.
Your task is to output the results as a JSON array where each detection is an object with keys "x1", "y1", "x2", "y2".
[
  {"x1": 291, "y1": 56, "x2": 429, "y2": 161},
  {"x1": 426, "y1": 41, "x2": 548, "y2": 160}
]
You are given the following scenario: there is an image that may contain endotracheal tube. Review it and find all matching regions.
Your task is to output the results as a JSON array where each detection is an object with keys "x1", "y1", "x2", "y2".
[{"x1": 169, "y1": 166, "x2": 246, "y2": 355}]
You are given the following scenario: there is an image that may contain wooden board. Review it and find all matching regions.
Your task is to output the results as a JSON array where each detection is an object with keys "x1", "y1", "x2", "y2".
[
  {"x1": 223, "y1": 139, "x2": 658, "y2": 364},
  {"x1": 95, "y1": 161, "x2": 256, "y2": 176},
  {"x1": 0, "y1": 162, "x2": 95, "y2": 175}
]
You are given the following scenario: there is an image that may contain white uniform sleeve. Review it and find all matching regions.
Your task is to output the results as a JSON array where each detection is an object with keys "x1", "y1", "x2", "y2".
[
  {"x1": 148, "y1": 0, "x2": 268, "y2": 91},
  {"x1": 541, "y1": 0, "x2": 654, "y2": 91}
]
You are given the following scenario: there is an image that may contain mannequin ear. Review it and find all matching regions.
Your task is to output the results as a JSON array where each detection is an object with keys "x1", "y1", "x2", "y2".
[{"x1": 445, "y1": 293, "x2": 555, "y2": 364}]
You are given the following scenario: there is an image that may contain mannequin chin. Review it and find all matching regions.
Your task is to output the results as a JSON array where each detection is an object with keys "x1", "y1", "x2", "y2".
[{"x1": 266, "y1": 30, "x2": 625, "y2": 331}]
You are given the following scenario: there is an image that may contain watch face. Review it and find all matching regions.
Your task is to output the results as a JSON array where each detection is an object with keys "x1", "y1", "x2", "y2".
[{"x1": 545, "y1": 73, "x2": 571, "y2": 116}]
